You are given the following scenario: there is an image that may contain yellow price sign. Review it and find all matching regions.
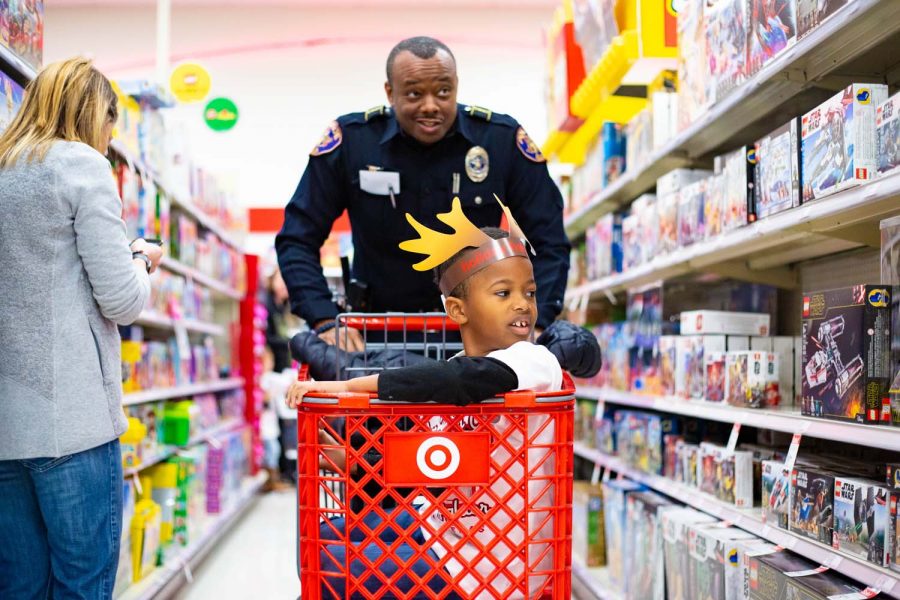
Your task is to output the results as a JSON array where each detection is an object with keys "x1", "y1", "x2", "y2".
[{"x1": 169, "y1": 62, "x2": 211, "y2": 103}]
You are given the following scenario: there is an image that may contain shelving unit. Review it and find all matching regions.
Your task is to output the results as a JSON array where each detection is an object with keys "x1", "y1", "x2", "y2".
[
  {"x1": 117, "y1": 471, "x2": 267, "y2": 600},
  {"x1": 577, "y1": 387, "x2": 900, "y2": 452},
  {"x1": 0, "y1": 44, "x2": 36, "y2": 87},
  {"x1": 562, "y1": 0, "x2": 900, "y2": 238},
  {"x1": 123, "y1": 419, "x2": 244, "y2": 478},
  {"x1": 572, "y1": 561, "x2": 620, "y2": 600},
  {"x1": 159, "y1": 257, "x2": 244, "y2": 300},
  {"x1": 135, "y1": 311, "x2": 226, "y2": 337},
  {"x1": 573, "y1": 442, "x2": 900, "y2": 598},
  {"x1": 122, "y1": 377, "x2": 245, "y2": 406},
  {"x1": 566, "y1": 172, "x2": 900, "y2": 300}
]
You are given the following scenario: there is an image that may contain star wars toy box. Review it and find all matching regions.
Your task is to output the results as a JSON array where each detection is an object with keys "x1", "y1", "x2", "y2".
[
  {"x1": 801, "y1": 285, "x2": 891, "y2": 423},
  {"x1": 706, "y1": 0, "x2": 749, "y2": 102},
  {"x1": 801, "y1": 84, "x2": 889, "y2": 203},
  {"x1": 881, "y1": 216, "x2": 900, "y2": 425},
  {"x1": 740, "y1": 542, "x2": 781, "y2": 600},
  {"x1": 662, "y1": 508, "x2": 719, "y2": 600},
  {"x1": 885, "y1": 464, "x2": 900, "y2": 573},
  {"x1": 602, "y1": 479, "x2": 645, "y2": 592},
  {"x1": 706, "y1": 351, "x2": 728, "y2": 402},
  {"x1": 677, "y1": 178, "x2": 707, "y2": 247},
  {"x1": 790, "y1": 465, "x2": 836, "y2": 545},
  {"x1": 762, "y1": 460, "x2": 791, "y2": 529},
  {"x1": 876, "y1": 92, "x2": 900, "y2": 179},
  {"x1": 660, "y1": 335, "x2": 678, "y2": 396},
  {"x1": 716, "y1": 449, "x2": 755, "y2": 508},
  {"x1": 797, "y1": 0, "x2": 852, "y2": 38},
  {"x1": 833, "y1": 476, "x2": 891, "y2": 567},
  {"x1": 688, "y1": 522, "x2": 758, "y2": 600},
  {"x1": 625, "y1": 491, "x2": 676, "y2": 600},
  {"x1": 755, "y1": 118, "x2": 802, "y2": 219},
  {"x1": 573, "y1": 481, "x2": 606, "y2": 567},
  {"x1": 717, "y1": 147, "x2": 758, "y2": 232},
  {"x1": 787, "y1": 567, "x2": 882, "y2": 599},
  {"x1": 748, "y1": 550, "x2": 818, "y2": 599},
  {"x1": 682, "y1": 310, "x2": 771, "y2": 336},
  {"x1": 747, "y1": 0, "x2": 797, "y2": 75}
]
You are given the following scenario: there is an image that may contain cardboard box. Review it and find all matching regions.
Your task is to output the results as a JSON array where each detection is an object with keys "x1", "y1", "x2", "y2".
[
  {"x1": 833, "y1": 476, "x2": 891, "y2": 567},
  {"x1": 681, "y1": 310, "x2": 771, "y2": 336},
  {"x1": 748, "y1": 551, "x2": 818, "y2": 599},
  {"x1": 573, "y1": 482, "x2": 606, "y2": 567},
  {"x1": 721, "y1": 146, "x2": 758, "y2": 232},
  {"x1": 789, "y1": 466, "x2": 836, "y2": 545},
  {"x1": 660, "y1": 335, "x2": 678, "y2": 396},
  {"x1": 754, "y1": 118, "x2": 802, "y2": 219},
  {"x1": 801, "y1": 84, "x2": 890, "y2": 202},
  {"x1": 801, "y1": 285, "x2": 892, "y2": 423},
  {"x1": 739, "y1": 542, "x2": 780, "y2": 600},
  {"x1": 748, "y1": 0, "x2": 796, "y2": 74},
  {"x1": 662, "y1": 508, "x2": 719, "y2": 600},
  {"x1": 688, "y1": 523, "x2": 758, "y2": 600},
  {"x1": 603, "y1": 480, "x2": 645, "y2": 592},
  {"x1": 876, "y1": 92, "x2": 900, "y2": 179},
  {"x1": 625, "y1": 492, "x2": 676, "y2": 600},
  {"x1": 797, "y1": 0, "x2": 852, "y2": 38},
  {"x1": 881, "y1": 216, "x2": 900, "y2": 425},
  {"x1": 726, "y1": 351, "x2": 752, "y2": 408},
  {"x1": 717, "y1": 450, "x2": 755, "y2": 508},
  {"x1": 706, "y1": 351, "x2": 727, "y2": 403}
]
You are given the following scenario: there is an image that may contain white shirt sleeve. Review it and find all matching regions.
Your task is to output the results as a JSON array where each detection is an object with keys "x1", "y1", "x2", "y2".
[{"x1": 486, "y1": 342, "x2": 563, "y2": 392}]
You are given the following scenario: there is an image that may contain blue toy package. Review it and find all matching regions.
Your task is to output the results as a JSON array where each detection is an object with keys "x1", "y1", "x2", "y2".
[
  {"x1": 602, "y1": 479, "x2": 646, "y2": 594},
  {"x1": 601, "y1": 122, "x2": 626, "y2": 188},
  {"x1": 0, "y1": 71, "x2": 24, "y2": 133}
]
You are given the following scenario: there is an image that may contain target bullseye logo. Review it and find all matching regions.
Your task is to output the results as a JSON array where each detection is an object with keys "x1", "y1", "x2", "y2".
[
  {"x1": 384, "y1": 432, "x2": 489, "y2": 486},
  {"x1": 416, "y1": 437, "x2": 461, "y2": 480}
]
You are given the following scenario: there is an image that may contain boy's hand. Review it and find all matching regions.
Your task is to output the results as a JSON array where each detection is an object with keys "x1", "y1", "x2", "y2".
[{"x1": 286, "y1": 380, "x2": 349, "y2": 408}]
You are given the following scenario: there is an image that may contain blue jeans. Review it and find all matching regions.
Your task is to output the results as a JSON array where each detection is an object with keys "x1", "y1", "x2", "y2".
[
  {"x1": 317, "y1": 508, "x2": 461, "y2": 600},
  {"x1": 0, "y1": 439, "x2": 123, "y2": 600}
]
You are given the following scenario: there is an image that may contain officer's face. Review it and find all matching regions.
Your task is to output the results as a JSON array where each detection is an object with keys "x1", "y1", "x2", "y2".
[
  {"x1": 446, "y1": 256, "x2": 537, "y2": 357},
  {"x1": 385, "y1": 49, "x2": 458, "y2": 145}
]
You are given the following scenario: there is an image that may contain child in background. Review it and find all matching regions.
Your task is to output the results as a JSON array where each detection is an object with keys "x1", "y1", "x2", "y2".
[
  {"x1": 288, "y1": 198, "x2": 564, "y2": 599},
  {"x1": 259, "y1": 347, "x2": 291, "y2": 492}
]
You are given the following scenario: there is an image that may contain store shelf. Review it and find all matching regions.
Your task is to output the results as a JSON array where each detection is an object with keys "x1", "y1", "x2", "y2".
[
  {"x1": 160, "y1": 257, "x2": 244, "y2": 300},
  {"x1": 122, "y1": 377, "x2": 245, "y2": 406},
  {"x1": 573, "y1": 443, "x2": 900, "y2": 598},
  {"x1": 565, "y1": 172, "x2": 900, "y2": 300},
  {"x1": 563, "y1": 0, "x2": 900, "y2": 238},
  {"x1": 135, "y1": 311, "x2": 225, "y2": 337},
  {"x1": 0, "y1": 45, "x2": 37, "y2": 86},
  {"x1": 122, "y1": 419, "x2": 245, "y2": 478},
  {"x1": 578, "y1": 387, "x2": 900, "y2": 452},
  {"x1": 117, "y1": 470, "x2": 267, "y2": 600},
  {"x1": 572, "y1": 561, "x2": 621, "y2": 600}
]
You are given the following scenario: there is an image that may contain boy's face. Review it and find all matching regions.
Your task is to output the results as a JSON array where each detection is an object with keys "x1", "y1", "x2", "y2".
[{"x1": 446, "y1": 255, "x2": 537, "y2": 356}]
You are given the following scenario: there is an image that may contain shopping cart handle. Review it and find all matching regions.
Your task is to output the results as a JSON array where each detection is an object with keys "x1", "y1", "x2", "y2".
[{"x1": 339, "y1": 315, "x2": 460, "y2": 332}]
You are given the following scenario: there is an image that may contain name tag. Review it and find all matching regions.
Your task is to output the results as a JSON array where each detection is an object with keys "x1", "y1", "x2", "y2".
[{"x1": 359, "y1": 170, "x2": 400, "y2": 196}]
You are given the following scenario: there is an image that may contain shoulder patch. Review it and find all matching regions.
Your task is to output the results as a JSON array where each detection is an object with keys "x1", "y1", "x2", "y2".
[
  {"x1": 310, "y1": 121, "x2": 342, "y2": 157},
  {"x1": 516, "y1": 126, "x2": 545, "y2": 163},
  {"x1": 364, "y1": 105, "x2": 388, "y2": 121},
  {"x1": 464, "y1": 105, "x2": 493, "y2": 121}
]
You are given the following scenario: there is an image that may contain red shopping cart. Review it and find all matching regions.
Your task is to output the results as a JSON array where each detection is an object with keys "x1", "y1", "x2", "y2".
[{"x1": 295, "y1": 314, "x2": 575, "y2": 599}]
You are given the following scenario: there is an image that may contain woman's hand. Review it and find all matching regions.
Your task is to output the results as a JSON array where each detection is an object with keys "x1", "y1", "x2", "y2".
[
  {"x1": 286, "y1": 380, "x2": 350, "y2": 409},
  {"x1": 130, "y1": 238, "x2": 164, "y2": 274}
]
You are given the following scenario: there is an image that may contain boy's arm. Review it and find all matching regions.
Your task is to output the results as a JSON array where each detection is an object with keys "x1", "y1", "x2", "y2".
[{"x1": 377, "y1": 358, "x2": 518, "y2": 405}]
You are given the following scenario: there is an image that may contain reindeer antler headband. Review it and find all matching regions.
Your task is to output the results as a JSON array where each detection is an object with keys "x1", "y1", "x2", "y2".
[{"x1": 399, "y1": 195, "x2": 534, "y2": 296}]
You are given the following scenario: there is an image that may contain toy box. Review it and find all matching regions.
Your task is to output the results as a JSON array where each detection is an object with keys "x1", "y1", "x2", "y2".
[
  {"x1": 717, "y1": 450, "x2": 755, "y2": 508},
  {"x1": 748, "y1": 550, "x2": 817, "y2": 599},
  {"x1": 625, "y1": 492, "x2": 675, "y2": 600},
  {"x1": 0, "y1": 71, "x2": 24, "y2": 133},
  {"x1": 646, "y1": 414, "x2": 679, "y2": 475},
  {"x1": 801, "y1": 285, "x2": 891, "y2": 423},
  {"x1": 706, "y1": 0, "x2": 749, "y2": 101},
  {"x1": 747, "y1": 0, "x2": 796, "y2": 75},
  {"x1": 2, "y1": 0, "x2": 44, "y2": 71},
  {"x1": 626, "y1": 107, "x2": 653, "y2": 175},
  {"x1": 677, "y1": 178, "x2": 707, "y2": 247},
  {"x1": 705, "y1": 173, "x2": 725, "y2": 240},
  {"x1": 787, "y1": 568, "x2": 882, "y2": 599},
  {"x1": 801, "y1": 84, "x2": 889, "y2": 202},
  {"x1": 887, "y1": 464, "x2": 900, "y2": 573},
  {"x1": 755, "y1": 118, "x2": 801, "y2": 219},
  {"x1": 676, "y1": 0, "x2": 711, "y2": 131},
  {"x1": 797, "y1": 0, "x2": 851, "y2": 38},
  {"x1": 660, "y1": 335, "x2": 678, "y2": 396},
  {"x1": 601, "y1": 122, "x2": 626, "y2": 188},
  {"x1": 789, "y1": 466, "x2": 835, "y2": 545},
  {"x1": 833, "y1": 476, "x2": 890, "y2": 567},
  {"x1": 876, "y1": 92, "x2": 900, "y2": 178},
  {"x1": 739, "y1": 542, "x2": 780, "y2": 600},
  {"x1": 688, "y1": 522, "x2": 758, "y2": 600},
  {"x1": 720, "y1": 147, "x2": 758, "y2": 232},
  {"x1": 881, "y1": 216, "x2": 900, "y2": 424},
  {"x1": 662, "y1": 508, "x2": 719, "y2": 600},
  {"x1": 681, "y1": 310, "x2": 771, "y2": 336},
  {"x1": 678, "y1": 335, "x2": 728, "y2": 400},
  {"x1": 699, "y1": 442, "x2": 722, "y2": 496},
  {"x1": 622, "y1": 213, "x2": 641, "y2": 271},
  {"x1": 652, "y1": 92, "x2": 677, "y2": 151},
  {"x1": 633, "y1": 193, "x2": 659, "y2": 264},
  {"x1": 573, "y1": 482, "x2": 606, "y2": 567},
  {"x1": 603, "y1": 480, "x2": 645, "y2": 592},
  {"x1": 706, "y1": 351, "x2": 727, "y2": 402},
  {"x1": 725, "y1": 351, "x2": 751, "y2": 407},
  {"x1": 762, "y1": 460, "x2": 791, "y2": 528}
]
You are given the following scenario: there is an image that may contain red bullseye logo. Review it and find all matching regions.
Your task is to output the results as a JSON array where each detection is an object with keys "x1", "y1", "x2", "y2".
[{"x1": 416, "y1": 437, "x2": 461, "y2": 480}]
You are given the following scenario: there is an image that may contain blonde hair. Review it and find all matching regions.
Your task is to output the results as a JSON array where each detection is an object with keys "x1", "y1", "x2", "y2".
[{"x1": 0, "y1": 57, "x2": 118, "y2": 168}]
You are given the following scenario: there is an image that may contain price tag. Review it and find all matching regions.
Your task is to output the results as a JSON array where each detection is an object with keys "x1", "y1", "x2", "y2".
[
  {"x1": 591, "y1": 464, "x2": 602, "y2": 486},
  {"x1": 784, "y1": 536, "x2": 798, "y2": 550},
  {"x1": 784, "y1": 434, "x2": 803, "y2": 473},
  {"x1": 180, "y1": 556, "x2": 194, "y2": 583},
  {"x1": 132, "y1": 473, "x2": 143, "y2": 496},
  {"x1": 823, "y1": 555, "x2": 842, "y2": 569},
  {"x1": 761, "y1": 525, "x2": 772, "y2": 538},
  {"x1": 726, "y1": 423, "x2": 742, "y2": 453},
  {"x1": 174, "y1": 320, "x2": 191, "y2": 358}
]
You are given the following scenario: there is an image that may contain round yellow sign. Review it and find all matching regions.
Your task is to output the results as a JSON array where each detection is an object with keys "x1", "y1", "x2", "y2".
[{"x1": 169, "y1": 63, "x2": 211, "y2": 103}]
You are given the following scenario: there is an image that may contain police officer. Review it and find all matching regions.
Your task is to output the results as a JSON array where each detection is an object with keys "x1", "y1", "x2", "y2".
[{"x1": 276, "y1": 36, "x2": 570, "y2": 350}]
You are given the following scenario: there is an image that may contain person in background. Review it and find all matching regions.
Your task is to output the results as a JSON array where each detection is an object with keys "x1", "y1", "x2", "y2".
[
  {"x1": 259, "y1": 347, "x2": 292, "y2": 493},
  {"x1": 276, "y1": 35, "x2": 570, "y2": 350},
  {"x1": 0, "y1": 57, "x2": 163, "y2": 599}
]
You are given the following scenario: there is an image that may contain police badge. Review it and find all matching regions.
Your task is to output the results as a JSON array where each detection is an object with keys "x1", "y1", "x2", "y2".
[{"x1": 464, "y1": 146, "x2": 489, "y2": 183}]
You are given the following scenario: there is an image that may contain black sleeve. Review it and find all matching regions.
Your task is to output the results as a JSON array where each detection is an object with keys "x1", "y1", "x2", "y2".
[
  {"x1": 275, "y1": 146, "x2": 347, "y2": 325},
  {"x1": 377, "y1": 357, "x2": 519, "y2": 405}
]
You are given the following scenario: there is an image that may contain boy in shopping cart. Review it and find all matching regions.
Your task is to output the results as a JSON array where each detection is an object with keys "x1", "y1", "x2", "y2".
[{"x1": 288, "y1": 197, "x2": 569, "y2": 599}]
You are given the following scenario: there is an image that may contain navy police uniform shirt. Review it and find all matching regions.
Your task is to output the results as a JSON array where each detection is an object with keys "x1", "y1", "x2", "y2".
[{"x1": 275, "y1": 104, "x2": 571, "y2": 329}]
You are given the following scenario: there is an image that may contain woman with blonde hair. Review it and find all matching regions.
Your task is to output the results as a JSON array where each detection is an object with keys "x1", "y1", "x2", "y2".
[{"x1": 0, "y1": 57, "x2": 163, "y2": 598}]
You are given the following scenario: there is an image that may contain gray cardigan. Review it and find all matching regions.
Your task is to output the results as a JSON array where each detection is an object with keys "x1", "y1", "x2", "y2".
[{"x1": 0, "y1": 141, "x2": 150, "y2": 460}]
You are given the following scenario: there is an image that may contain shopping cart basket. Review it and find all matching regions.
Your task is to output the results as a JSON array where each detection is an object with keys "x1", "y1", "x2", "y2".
[{"x1": 295, "y1": 314, "x2": 575, "y2": 599}]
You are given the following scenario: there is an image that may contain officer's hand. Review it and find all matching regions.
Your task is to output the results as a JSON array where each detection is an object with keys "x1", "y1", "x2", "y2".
[{"x1": 318, "y1": 325, "x2": 366, "y2": 352}]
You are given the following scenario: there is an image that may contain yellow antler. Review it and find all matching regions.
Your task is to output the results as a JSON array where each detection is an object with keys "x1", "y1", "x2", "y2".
[{"x1": 399, "y1": 197, "x2": 491, "y2": 271}]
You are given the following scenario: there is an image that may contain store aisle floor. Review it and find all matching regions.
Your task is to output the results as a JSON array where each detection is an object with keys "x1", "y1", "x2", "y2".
[{"x1": 175, "y1": 489, "x2": 299, "y2": 600}]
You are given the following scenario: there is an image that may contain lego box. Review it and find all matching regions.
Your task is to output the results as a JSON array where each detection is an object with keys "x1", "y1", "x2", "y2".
[
  {"x1": 573, "y1": 482, "x2": 606, "y2": 567},
  {"x1": 755, "y1": 118, "x2": 801, "y2": 219},
  {"x1": 747, "y1": 0, "x2": 796, "y2": 75},
  {"x1": 801, "y1": 84, "x2": 889, "y2": 202},
  {"x1": 682, "y1": 310, "x2": 771, "y2": 336},
  {"x1": 789, "y1": 466, "x2": 835, "y2": 545},
  {"x1": 663, "y1": 508, "x2": 719, "y2": 600},
  {"x1": 705, "y1": 351, "x2": 727, "y2": 403},
  {"x1": 716, "y1": 449, "x2": 754, "y2": 508},
  {"x1": 625, "y1": 492, "x2": 675, "y2": 600},
  {"x1": 801, "y1": 285, "x2": 891, "y2": 423},
  {"x1": 833, "y1": 477, "x2": 891, "y2": 567},
  {"x1": 797, "y1": 0, "x2": 851, "y2": 38},
  {"x1": 881, "y1": 216, "x2": 900, "y2": 425},
  {"x1": 688, "y1": 523, "x2": 757, "y2": 600},
  {"x1": 762, "y1": 460, "x2": 791, "y2": 529},
  {"x1": 886, "y1": 464, "x2": 900, "y2": 573},
  {"x1": 876, "y1": 92, "x2": 900, "y2": 179},
  {"x1": 748, "y1": 551, "x2": 818, "y2": 599}
]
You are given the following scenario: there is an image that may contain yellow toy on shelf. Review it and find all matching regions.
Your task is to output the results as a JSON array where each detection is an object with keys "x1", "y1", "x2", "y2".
[
  {"x1": 119, "y1": 417, "x2": 147, "y2": 469},
  {"x1": 131, "y1": 476, "x2": 162, "y2": 583}
]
